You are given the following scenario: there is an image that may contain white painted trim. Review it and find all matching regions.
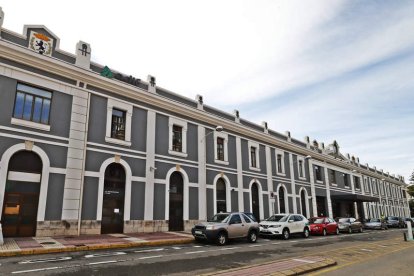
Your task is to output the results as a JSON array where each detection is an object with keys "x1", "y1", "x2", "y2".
[
  {"x1": 131, "y1": 176, "x2": 146, "y2": 182},
  {"x1": 87, "y1": 147, "x2": 146, "y2": 161},
  {"x1": 288, "y1": 153, "x2": 297, "y2": 213},
  {"x1": 10, "y1": 118, "x2": 51, "y2": 132},
  {"x1": 84, "y1": 171, "x2": 100, "y2": 178},
  {"x1": 0, "y1": 132, "x2": 68, "y2": 148},
  {"x1": 212, "y1": 174, "x2": 232, "y2": 214},
  {"x1": 87, "y1": 142, "x2": 146, "y2": 155},
  {"x1": 49, "y1": 167, "x2": 66, "y2": 174},
  {"x1": 276, "y1": 183, "x2": 289, "y2": 214},
  {"x1": 248, "y1": 141, "x2": 260, "y2": 171},
  {"x1": 235, "y1": 137, "x2": 244, "y2": 212},
  {"x1": 249, "y1": 179, "x2": 264, "y2": 221},
  {"x1": 165, "y1": 167, "x2": 189, "y2": 221},
  {"x1": 198, "y1": 126, "x2": 207, "y2": 220},
  {"x1": 144, "y1": 110, "x2": 156, "y2": 220},
  {"x1": 96, "y1": 157, "x2": 132, "y2": 222},
  {"x1": 8, "y1": 171, "x2": 41, "y2": 182},
  {"x1": 105, "y1": 98, "x2": 133, "y2": 146},
  {"x1": 213, "y1": 131, "x2": 229, "y2": 164},
  {"x1": 0, "y1": 143, "x2": 50, "y2": 221},
  {"x1": 168, "y1": 117, "x2": 188, "y2": 157},
  {"x1": 275, "y1": 149, "x2": 286, "y2": 175},
  {"x1": 104, "y1": 137, "x2": 132, "y2": 147},
  {"x1": 155, "y1": 155, "x2": 198, "y2": 166},
  {"x1": 0, "y1": 125, "x2": 68, "y2": 142},
  {"x1": 265, "y1": 146, "x2": 275, "y2": 217},
  {"x1": 297, "y1": 156, "x2": 306, "y2": 180}
]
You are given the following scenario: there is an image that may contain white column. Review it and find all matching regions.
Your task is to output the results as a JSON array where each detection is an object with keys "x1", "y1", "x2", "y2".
[
  {"x1": 308, "y1": 159, "x2": 317, "y2": 216},
  {"x1": 265, "y1": 146, "x2": 274, "y2": 216},
  {"x1": 361, "y1": 177, "x2": 368, "y2": 219},
  {"x1": 349, "y1": 173, "x2": 358, "y2": 219},
  {"x1": 288, "y1": 153, "x2": 297, "y2": 213},
  {"x1": 198, "y1": 126, "x2": 207, "y2": 220},
  {"x1": 323, "y1": 167, "x2": 333, "y2": 218},
  {"x1": 236, "y1": 137, "x2": 244, "y2": 212},
  {"x1": 144, "y1": 111, "x2": 156, "y2": 220}
]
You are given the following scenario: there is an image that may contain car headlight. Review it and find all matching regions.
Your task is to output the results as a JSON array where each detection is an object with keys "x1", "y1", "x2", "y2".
[{"x1": 206, "y1": 225, "x2": 215, "y2": 230}]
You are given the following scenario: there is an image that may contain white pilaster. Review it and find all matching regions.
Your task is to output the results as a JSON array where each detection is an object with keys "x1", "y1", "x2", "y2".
[
  {"x1": 236, "y1": 137, "x2": 244, "y2": 211},
  {"x1": 198, "y1": 126, "x2": 207, "y2": 220},
  {"x1": 288, "y1": 153, "x2": 297, "y2": 213},
  {"x1": 349, "y1": 173, "x2": 358, "y2": 219},
  {"x1": 308, "y1": 159, "x2": 317, "y2": 216},
  {"x1": 323, "y1": 166, "x2": 333, "y2": 218},
  {"x1": 144, "y1": 110, "x2": 156, "y2": 220},
  {"x1": 265, "y1": 146, "x2": 274, "y2": 215}
]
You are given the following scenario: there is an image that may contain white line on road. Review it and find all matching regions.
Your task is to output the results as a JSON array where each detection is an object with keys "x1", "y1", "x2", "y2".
[
  {"x1": 85, "y1": 252, "x2": 126, "y2": 258},
  {"x1": 219, "y1": 247, "x2": 239, "y2": 251},
  {"x1": 249, "y1": 244, "x2": 264, "y2": 247},
  {"x1": 88, "y1": 260, "x2": 118, "y2": 265},
  {"x1": 193, "y1": 245, "x2": 203, "y2": 248},
  {"x1": 185, "y1": 250, "x2": 206, "y2": 254},
  {"x1": 134, "y1": 248, "x2": 165, "y2": 253},
  {"x1": 360, "y1": 248, "x2": 373, "y2": 252},
  {"x1": 172, "y1": 247, "x2": 182, "y2": 250},
  {"x1": 292, "y1": 258, "x2": 316, "y2": 264},
  {"x1": 272, "y1": 242, "x2": 281, "y2": 245},
  {"x1": 288, "y1": 240, "x2": 298, "y2": 243},
  {"x1": 138, "y1": 255, "x2": 164, "y2": 260},
  {"x1": 19, "y1": 256, "x2": 72, "y2": 264},
  {"x1": 12, "y1": 267, "x2": 61, "y2": 274}
]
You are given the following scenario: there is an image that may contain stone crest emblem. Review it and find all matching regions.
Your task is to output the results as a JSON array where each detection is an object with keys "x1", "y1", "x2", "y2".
[{"x1": 29, "y1": 31, "x2": 53, "y2": 56}]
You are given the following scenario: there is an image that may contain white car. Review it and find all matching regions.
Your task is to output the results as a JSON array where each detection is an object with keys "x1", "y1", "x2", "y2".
[{"x1": 259, "y1": 214, "x2": 310, "y2": 240}]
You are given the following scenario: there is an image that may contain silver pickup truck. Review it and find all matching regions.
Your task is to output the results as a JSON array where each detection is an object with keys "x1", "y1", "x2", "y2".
[{"x1": 191, "y1": 212, "x2": 260, "y2": 245}]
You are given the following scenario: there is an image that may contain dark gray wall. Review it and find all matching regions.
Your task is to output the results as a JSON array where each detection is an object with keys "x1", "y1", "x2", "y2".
[
  {"x1": 263, "y1": 194, "x2": 269, "y2": 219},
  {"x1": 207, "y1": 188, "x2": 214, "y2": 219},
  {"x1": 154, "y1": 162, "x2": 198, "y2": 183},
  {"x1": 243, "y1": 192, "x2": 250, "y2": 212},
  {"x1": 187, "y1": 123, "x2": 198, "y2": 162},
  {"x1": 231, "y1": 191, "x2": 238, "y2": 212},
  {"x1": 130, "y1": 182, "x2": 145, "y2": 220},
  {"x1": 0, "y1": 75, "x2": 72, "y2": 138},
  {"x1": 45, "y1": 173, "x2": 65, "y2": 220},
  {"x1": 153, "y1": 184, "x2": 165, "y2": 220},
  {"x1": 81, "y1": 176, "x2": 98, "y2": 220},
  {"x1": 206, "y1": 170, "x2": 237, "y2": 187},
  {"x1": 189, "y1": 187, "x2": 199, "y2": 220}
]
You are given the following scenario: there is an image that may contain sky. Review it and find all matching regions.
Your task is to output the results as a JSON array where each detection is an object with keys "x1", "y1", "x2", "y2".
[{"x1": 1, "y1": 0, "x2": 413, "y2": 181}]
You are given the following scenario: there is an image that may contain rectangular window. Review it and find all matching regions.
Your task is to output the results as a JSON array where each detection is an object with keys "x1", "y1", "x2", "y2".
[
  {"x1": 172, "y1": 125, "x2": 183, "y2": 152},
  {"x1": 373, "y1": 180, "x2": 377, "y2": 194},
  {"x1": 343, "y1": 174, "x2": 349, "y2": 187},
  {"x1": 354, "y1": 176, "x2": 360, "y2": 190},
  {"x1": 250, "y1": 146, "x2": 257, "y2": 168},
  {"x1": 217, "y1": 137, "x2": 224, "y2": 161},
  {"x1": 277, "y1": 154, "x2": 283, "y2": 173},
  {"x1": 298, "y1": 160, "x2": 304, "y2": 178},
  {"x1": 329, "y1": 170, "x2": 336, "y2": 184},
  {"x1": 315, "y1": 166, "x2": 322, "y2": 182},
  {"x1": 13, "y1": 83, "x2": 52, "y2": 125},
  {"x1": 111, "y1": 108, "x2": 126, "y2": 140}
]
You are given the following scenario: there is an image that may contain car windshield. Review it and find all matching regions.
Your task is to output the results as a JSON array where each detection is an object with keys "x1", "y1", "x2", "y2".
[
  {"x1": 266, "y1": 215, "x2": 288, "y2": 222},
  {"x1": 388, "y1": 216, "x2": 398, "y2": 220},
  {"x1": 208, "y1": 214, "x2": 230, "y2": 223},
  {"x1": 244, "y1": 213, "x2": 257, "y2": 222},
  {"x1": 338, "y1": 218, "x2": 349, "y2": 223},
  {"x1": 309, "y1": 218, "x2": 325, "y2": 224},
  {"x1": 369, "y1": 218, "x2": 380, "y2": 222}
]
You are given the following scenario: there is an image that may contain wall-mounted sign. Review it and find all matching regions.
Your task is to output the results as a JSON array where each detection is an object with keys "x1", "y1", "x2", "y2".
[
  {"x1": 100, "y1": 66, "x2": 141, "y2": 87},
  {"x1": 29, "y1": 31, "x2": 53, "y2": 56}
]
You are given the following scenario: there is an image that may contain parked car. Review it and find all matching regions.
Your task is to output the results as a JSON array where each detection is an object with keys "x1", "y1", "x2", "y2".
[
  {"x1": 309, "y1": 217, "x2": 339, "y2": 236},
  {"x1": 191, "y1": 212, "x2": 260, "y2": 245},
  {"x1": 385, "y1": 216, "x2": 406, "y2": 228},
  {"x1": 259, "y1": 214, "x2": 310, "y2": 240},
  {"x1": 336, "y1": 217, "x2": 363, "y2": 233},
  {"x1": 364, "y1": 218, "x2": 388, "y2": 230}
]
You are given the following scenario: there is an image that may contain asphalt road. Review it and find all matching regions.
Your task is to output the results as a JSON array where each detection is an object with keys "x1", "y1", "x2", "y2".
[{"x1": 0, "y1": 229, "x2": 407, "y2": 275}]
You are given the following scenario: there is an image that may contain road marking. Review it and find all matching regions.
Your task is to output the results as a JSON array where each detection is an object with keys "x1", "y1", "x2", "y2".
[
  {"x1": 185, "y1": 250, "x2": 206, "y2": 254},
  {"x1": 292, "y1": 258, "x2": 316, "y2": 264},
  {"x1": 138, "y1": 255, "x2": 164, "y2": 260},
  {"x1": 249, "y1": 244, "x2": 264, "y2": 247},
  {"x1": 85, "y1": 252, "x2": 126, "y2": 258},
  {"x1": 193, "y1": 245, "x2": 203, "y2": 248},
  {"x1": 134, "y1": 248, "x2": 165, "y2": 253},
  {"x1": 19, "y1": 256, "x2": 72, "y2": 264},
  {"x1": 12, "y1": 267, "x2": 60, "y2": 274},
  {"x1": 172, "y1": 247, "x2": 182, "y2": 250},
  {"x1": 272, "y1": 242, "x2": 281, "y2": 245},
  {"x1": 219, "y1": 247, "x2": 239, "y2": 251},
  {"x1": 88, "y1": 260, "x2": 118, "y2": 265},
  {"x1": 288, "y1": 240, "x2": 298, "y2": 243}
]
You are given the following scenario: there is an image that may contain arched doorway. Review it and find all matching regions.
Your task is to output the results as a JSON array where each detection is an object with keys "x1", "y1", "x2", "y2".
[
  {"x1": 300, "y1": 189, "x2": 307, "y2": 217},
  {"x1": 278, "y1": 186, "x2": 286, "y2": 213},
  {"x1": 216, "y1": 178, "x2": 226, "y2": 213},
  {"x1": 251, "y1": 182, "x2": 260, "y2": 221},
  {"x1": 1, "y1": 151, "x2": 42, "y2": 237},
  {"x1": 169, "y1": 172, "x2": 184, "y2": 231},
  {"x1": 101, "y1": 163, "x2": 125, "y2": 234}
]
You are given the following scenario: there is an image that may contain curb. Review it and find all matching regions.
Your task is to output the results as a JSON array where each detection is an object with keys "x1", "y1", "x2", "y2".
[{"x1": 0, "y1": 238, "x2": 194, "y2": 257}]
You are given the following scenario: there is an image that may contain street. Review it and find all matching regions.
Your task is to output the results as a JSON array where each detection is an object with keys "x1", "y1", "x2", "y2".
[{"x1": 0, "y1": 229, "x2": 411, "y2": 275}]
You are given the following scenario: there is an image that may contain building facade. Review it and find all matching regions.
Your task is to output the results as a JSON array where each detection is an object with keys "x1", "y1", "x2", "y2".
[{"x1": 0, "y1": 8, "x2": 410, "y2": 237}]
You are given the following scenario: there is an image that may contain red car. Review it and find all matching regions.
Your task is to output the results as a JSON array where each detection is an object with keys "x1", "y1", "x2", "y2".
[{"x1": 309, "y1": 217, "x2": 339, "y2": 236}]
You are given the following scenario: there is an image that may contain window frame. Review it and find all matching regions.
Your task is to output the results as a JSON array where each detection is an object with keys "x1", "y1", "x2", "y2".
[
  {"x1": 214, "y1": 131, "x2": 229, "y2": 165},
  {"x1": 248, "y1": 141, "x2": 260, "y2": 171},
  {"x1": 329, "y1": 169, "x2": 337, "y2": 186},
  {"x1": 168, "y1": 117, "x2": 188, "y2": 157},
  {"x1": 343, "y1": 173, "x2": 350, "y2": 188},
  {"x1": 354, "y1": 176, "x2": 361, "y2": 190},
  {"x1": 275, "y1": 149, "x2": 285, "y2": 176},
  {"x1": 105, "y1": 98, "x2": 133, "y2": 146},
  {"x1": 314, "y1": 165, "x2": 323, "y2": 183},
  {"x1": 297, "y1": 156, "x2": 306, "y2": 180}
]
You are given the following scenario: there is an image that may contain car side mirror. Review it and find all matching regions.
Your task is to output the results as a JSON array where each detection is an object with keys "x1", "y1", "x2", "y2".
[{"x1": 288, "y1": 219, "x2": 294, "y2": 223}]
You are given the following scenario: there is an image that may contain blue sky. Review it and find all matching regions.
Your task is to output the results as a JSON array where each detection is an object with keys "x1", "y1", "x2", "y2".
[{"x1": 1, "y1": 1, "x2": 413, "y2": 180}]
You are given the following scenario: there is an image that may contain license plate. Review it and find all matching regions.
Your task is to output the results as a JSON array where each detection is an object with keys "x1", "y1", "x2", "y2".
[{"x1": 195, "y1": 230, "x2": 202, "y2": 235}]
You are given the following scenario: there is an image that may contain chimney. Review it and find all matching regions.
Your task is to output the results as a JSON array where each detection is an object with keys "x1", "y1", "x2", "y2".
[{"x1": 147, "y1": 75, "x2": 156, "y2": 93}]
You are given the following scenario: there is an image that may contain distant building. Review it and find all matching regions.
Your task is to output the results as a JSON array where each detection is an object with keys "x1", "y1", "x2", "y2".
[{"x1": 0, "y1": 7, "x2": 410, "y2": 237}]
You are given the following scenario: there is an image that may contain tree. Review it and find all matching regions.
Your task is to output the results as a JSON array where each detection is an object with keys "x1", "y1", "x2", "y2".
[
  {"x1": 410, "y1": 199, "x2": 414, "y2": 217},
  {"x1": 408, "y1": 185, "x2": 414, "y2": 198},
  {"x1": 410, "y1": 169, "x2": 414, "y2": 184}
]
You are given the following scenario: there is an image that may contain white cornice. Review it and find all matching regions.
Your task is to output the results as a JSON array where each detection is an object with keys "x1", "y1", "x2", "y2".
[{"x1": 0, "y1": 40, "x2": 406, "y2": 187}]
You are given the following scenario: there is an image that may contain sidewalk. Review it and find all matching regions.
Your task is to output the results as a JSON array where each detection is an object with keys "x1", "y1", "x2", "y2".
[{"x1": 0, "y1": 231, "x2": 194, "y2": 257}]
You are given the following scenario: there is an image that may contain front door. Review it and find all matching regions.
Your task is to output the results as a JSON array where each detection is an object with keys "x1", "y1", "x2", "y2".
[
  {"x1": 169, "y1": 172, "x2": 184, "y2": 231},
  {"x1": 251, "y1": 183, "x2": 260, "y2": 221},
  {"x1": 101, "y1": 163, "x2": 125, "y2": 234}
]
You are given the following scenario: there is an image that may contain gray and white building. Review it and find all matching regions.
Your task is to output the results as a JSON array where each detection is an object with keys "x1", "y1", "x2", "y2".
[{"x1": 0, "y1": 8, "x2": 410, "y2": 237}]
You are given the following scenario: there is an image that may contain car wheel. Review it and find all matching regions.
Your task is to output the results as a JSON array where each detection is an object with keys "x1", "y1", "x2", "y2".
[
  {"x1": 322, "y1": 228, "x2": 327, "y2": 236},
  {"x1": 359, "y1": 227, "x2": 363, "y2": 233},
  {"x1": 194, "y1": 237, "x2": 203, "y2": 243},
  {"x1": 303, "y1": 228, "x2": 310, "y2": 238},
  {"x1": 247, "y1": 230, "x2": 258, "y2": 243},
  {"x1": 348, "y1": 227, "x2": 352, "y2": 234},
  {"x1": 282, "y1": 228, "x2": 290, "y2": 240},
  {"x1": 336, "y1": 228, "x2": 340, "y2": 235},
  {"x1": 216, "y1": 232, "x2": 227, "y2": 246}
]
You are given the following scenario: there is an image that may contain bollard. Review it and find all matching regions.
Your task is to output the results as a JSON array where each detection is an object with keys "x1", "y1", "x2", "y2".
[
  {"x1": 406, "y1": 221, "x2": 413, "y2": 241},
  {"x1": 0, "y1": 223, "x2": 3, "y2": 245}
]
